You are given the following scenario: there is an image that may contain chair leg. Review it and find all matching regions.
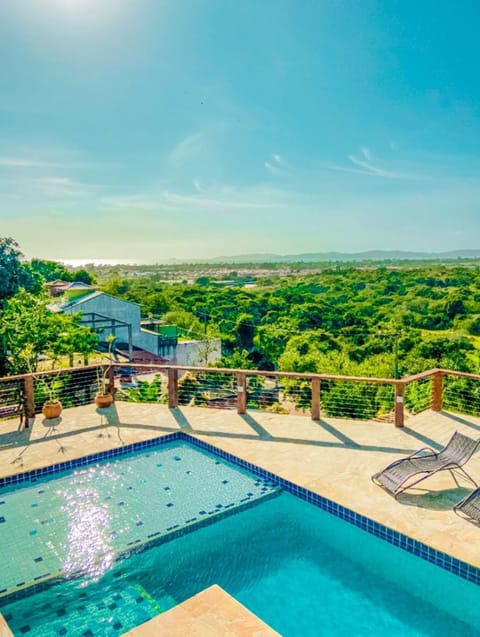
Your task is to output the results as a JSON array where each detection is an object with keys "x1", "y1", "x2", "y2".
[{"x1": 450, "y1": 467, "x2": 478, "y2": 489}]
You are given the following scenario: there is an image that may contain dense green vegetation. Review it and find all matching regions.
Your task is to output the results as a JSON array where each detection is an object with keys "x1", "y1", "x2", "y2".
[
  {"x1": 0, "y1": 237, "x2": 97, "y2": 375},
  {"x1": 1, "y1": 236, "x2": 480, "y2": 419},
  {"x1": 99, "y1": 262, "x2": 480, "y2": 379}
]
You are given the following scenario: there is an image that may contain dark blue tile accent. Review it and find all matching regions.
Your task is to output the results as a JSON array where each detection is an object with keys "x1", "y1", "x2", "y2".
[
  {"x1": 166, "y1": 502, "x2": 173, "y2": 507},
  {"x1": 0, "y1": 516, "x2": 5, "y2": 523},
  {"x1": 177, "y1": 431, "x2": 480, "y2": 588},
  {"x1": 34, "y1": 557, "x2": 43, "y2": 563},
  {"x1": 0, "y1": 500, "x2": 5, "y2": 505},
  {"x1": 29, "y1": 530, "x2": 37, "y2": 536},
  {"x1": 19, "y1": 626, "x2": 31, "y2": 634}
]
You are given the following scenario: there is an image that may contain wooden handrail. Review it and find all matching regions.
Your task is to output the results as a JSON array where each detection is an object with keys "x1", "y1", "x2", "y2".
[{"x1": 1, "y1": 363, "x2": 480, "y2": 429}]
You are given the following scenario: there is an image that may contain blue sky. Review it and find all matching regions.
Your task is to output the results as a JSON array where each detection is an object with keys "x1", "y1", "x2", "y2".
[{"x1": 1, "y1": 0, "x2": 479, "y2": 263}]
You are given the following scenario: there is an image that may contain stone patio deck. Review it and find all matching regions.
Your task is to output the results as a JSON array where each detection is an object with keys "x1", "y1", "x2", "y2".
[{"x1": 1, "y1": 402, "x2": 480, "y2": 634}]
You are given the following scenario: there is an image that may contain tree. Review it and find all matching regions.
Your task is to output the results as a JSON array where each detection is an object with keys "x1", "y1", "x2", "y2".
[
  {"x1": 0, "y1": 237, "x2": 41, "y2": 305},
  {"x1": 162, "y1": 310, "x2": 203, "y2": 336},
  {"x1": 29, "y1": 258, "x2": 73, "y2": 283},
  {"x1": 0, "y1": 289, "x2": 98, "y2": 374},
  {"x1": 73, "y1": 269, "x2": 94, "y2": 284}
]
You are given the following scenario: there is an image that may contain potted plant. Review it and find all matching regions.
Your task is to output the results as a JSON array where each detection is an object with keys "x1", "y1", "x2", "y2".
[
  {"x1": 95, "y1": 366, "x2": 114, "y2": 408},
  {"x1": 41, "y1": 376, "x2": 63, "y2": 419},
  {"x1": 95, "y1": 335, "x2": 115, "y2": 408}
]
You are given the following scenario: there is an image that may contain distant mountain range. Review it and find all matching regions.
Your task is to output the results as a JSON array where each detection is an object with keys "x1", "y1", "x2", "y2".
[{"x1": 206, "y1": 250, "x2": 480, "y2": 264}]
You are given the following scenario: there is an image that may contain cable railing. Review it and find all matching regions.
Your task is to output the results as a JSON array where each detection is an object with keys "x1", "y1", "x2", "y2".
[
  {"x1": 404, "y1": 375, "x2": 432, "y2": 415},
  {"x1": 1, "y1": 364, "x2": 479, "y2": 429},
  {"x1": 443, "y1": 372, "x2": 480, "y2": 417}
]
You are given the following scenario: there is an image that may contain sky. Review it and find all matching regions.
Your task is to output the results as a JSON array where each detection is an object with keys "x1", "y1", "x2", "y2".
[{"x1": 1, "y1": 0, "x2": 480, "y2": 263}]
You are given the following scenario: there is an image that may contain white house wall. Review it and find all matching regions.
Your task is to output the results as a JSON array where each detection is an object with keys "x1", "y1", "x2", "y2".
[
  {"x1": 172, "y1": 339, "x2": 222, "y2": 366},
  {"x1": 64, "y1": 292, "x2": 221, "y2": 366}
]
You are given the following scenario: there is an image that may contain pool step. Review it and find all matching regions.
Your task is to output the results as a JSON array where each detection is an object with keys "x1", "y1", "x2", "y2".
[{"x1": 3, "y1": 580, "x2": 175, "y2": 637}]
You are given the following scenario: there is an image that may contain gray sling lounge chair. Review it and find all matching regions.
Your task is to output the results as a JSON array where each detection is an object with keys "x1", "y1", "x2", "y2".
[
  {"x1": 454, "y1": 487, "x2": 480, "y2": 525},
  {"x1": 371, "y1": 431, "x2": 480, "y2": 498}
]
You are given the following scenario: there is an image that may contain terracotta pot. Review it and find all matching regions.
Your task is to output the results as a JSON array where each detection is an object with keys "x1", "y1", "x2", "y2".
[
  {"x1": 95, "y1": 393, "x2": 114, "y2": 408},
  {"x1": 42, "y1": 400, "x2": 63, "y2": 419}
]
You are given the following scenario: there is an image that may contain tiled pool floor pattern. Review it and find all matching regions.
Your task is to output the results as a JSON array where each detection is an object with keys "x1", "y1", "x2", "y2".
[
  {"x1": 2, "y1": 580, "x2": 174, "y2": 637},
  {"x1": 0, "y1": 442, "x2": 279, "y2": 599}
]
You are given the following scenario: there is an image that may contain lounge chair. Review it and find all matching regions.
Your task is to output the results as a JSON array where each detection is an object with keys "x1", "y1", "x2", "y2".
[
  {"x1": 454, "y1": 487, "x2": 480, "y2": 525},
  {"x1": 371, "y1": 431, "x2": 480, "y2": 498}
]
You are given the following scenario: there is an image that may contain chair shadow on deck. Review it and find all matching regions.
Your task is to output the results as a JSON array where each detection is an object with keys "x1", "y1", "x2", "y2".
[{"x1": 396, "y1": 486, "x2": 472, "y2": 511}]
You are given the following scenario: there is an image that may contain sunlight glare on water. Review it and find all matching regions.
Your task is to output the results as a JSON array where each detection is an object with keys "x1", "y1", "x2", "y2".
[{"x1": 55, "y1": 467, "x2": 118, "y2": 583}]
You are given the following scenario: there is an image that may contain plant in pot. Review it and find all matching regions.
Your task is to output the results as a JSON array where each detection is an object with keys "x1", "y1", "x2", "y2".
[
  {"x1": 40, "y1": 376, "x2": 63, "y2": 419},
  {"x1": 95, "y1": 366, "x2": 115, "y2": 408},
  {"x1": 95, "y1": 335, "x2": 115, "y2": 408}
]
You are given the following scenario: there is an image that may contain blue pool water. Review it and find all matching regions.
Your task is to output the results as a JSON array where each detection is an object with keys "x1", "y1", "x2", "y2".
[{"x1": 1, "y1": 442, "x2": 479, "y2": 636}]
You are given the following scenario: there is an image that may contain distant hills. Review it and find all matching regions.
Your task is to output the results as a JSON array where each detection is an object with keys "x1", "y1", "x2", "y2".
[{"x1": 206, "y1": 250, "x2": 480, "y2": 264}]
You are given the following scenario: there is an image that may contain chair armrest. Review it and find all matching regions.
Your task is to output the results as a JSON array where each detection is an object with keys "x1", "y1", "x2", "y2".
[{"x1": 408, "y1": 446, "x2": 436, "y2": 459}]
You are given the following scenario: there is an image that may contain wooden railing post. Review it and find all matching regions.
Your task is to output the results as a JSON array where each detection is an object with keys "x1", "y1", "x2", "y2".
[
  {"x1": 394, "y1": 382, "x2": 405, "y2": 427},
  {"x1": 168, "y1": 368, "x2": 178, "y2": 408},
  {"x1": 431, "y1": 371, "x2": 443, "y2": 411},
  {"x1": 24, "y1": 374, "x2": 35, "y2": 427},
  {"x1": 311, "y1": 377, "x2": 321, "y2": 421},
  {"x1": 237, "y1": 372, "x2": 247, "y2": 414}
]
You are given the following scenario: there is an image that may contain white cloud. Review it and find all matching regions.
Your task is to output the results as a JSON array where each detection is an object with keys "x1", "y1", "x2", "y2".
[
  {"x1": 168, "y1": 131, "x2": 206, "y2": 165},
  {"x1": 0, "y1": 156, "x2": 55, "y2": 167},
  {"x1": 324, "y1": 148, "x2": 416, "y2": 180},
  {"x1": 33, "y1": 176, "x2": 101, "y2": 197},
  {"x1": 162, "y1": 189, "x2": 279, "y2": 210},
  {"x1": 265, "y1": 153, "x2": 290, "y2": 177},
  {"x1": 361, "y1": 147, "x2": 372, "y2": 161},
  {"x1": 99, "y1": 194, "x2": 160, "y2": 211}
]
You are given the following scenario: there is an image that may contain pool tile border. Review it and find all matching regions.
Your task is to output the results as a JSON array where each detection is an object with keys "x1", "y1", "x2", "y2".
[{"x1": 1, "y1": 431, "x2": 479, "y2": 588}]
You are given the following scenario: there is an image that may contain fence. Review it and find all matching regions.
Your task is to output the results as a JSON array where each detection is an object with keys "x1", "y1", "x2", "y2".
[{"x1": 1, "y1": 365, "x2": 479, "y2": 428}]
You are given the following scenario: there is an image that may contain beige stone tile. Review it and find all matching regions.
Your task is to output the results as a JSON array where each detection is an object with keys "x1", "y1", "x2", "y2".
[
  {"x1": 0, "y1": 613, "x2": 14, "y2": 637},
  {"x1": 121, "y1": 585, "x2": 280, "y2": 637}
]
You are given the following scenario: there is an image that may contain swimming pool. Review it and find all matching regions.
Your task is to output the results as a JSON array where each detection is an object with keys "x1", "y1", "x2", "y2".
[{"x1": 1, "y1": 436, "x2": 479, "y2": 636}]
